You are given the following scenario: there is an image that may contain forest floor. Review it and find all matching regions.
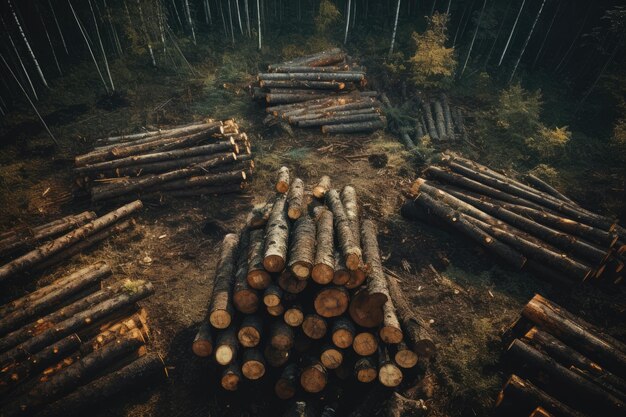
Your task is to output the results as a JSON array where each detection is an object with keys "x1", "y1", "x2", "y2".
[{"x1": 0, "y1": 45, "x2": 625, "y2": 417}]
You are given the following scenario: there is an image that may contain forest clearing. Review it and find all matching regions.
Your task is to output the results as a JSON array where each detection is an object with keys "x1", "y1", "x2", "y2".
[{"x1": 0, "y1": 1, "x2": 625, "y2": 416}]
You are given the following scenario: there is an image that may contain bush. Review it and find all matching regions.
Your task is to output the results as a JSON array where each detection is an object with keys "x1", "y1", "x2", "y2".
[
  {"x1": 315, "y1": 0, "x2": 341, "y2": 34},
  {"x1": 526, "y1": 126, "x2": 571, "y2": 157}
]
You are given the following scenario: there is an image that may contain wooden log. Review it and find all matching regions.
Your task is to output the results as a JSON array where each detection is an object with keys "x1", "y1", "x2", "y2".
[
  {"x1": 300, "y1": 358, "x2": 328, "y2": 393},
  {"x1": 241, "y1": 348, "x2": 266, "y2": 380},
  {"x1": 271, "y1": 321, "x2": 295, "y2": 350},
  {"x1": 264, "y1": 344, "x2": 290, "y2": 367},
  {"x1": 259, "y1": 72, "x2": 365, "y2": 82},
  {"x1": 432, "y1": 100, "x2": 447, "y2": 140},
  {"x1": 208, "y1": 233, "x2": 240, "y2": 329},
  {"x1": 145, "y1": 182, "x2": 247, "y2": 199},
  {"x1": 320, "y1": 344, "x2": 344, "y2": 370},
  {"x1": 525, "y1": 174, "x2": 576, "y2": 206},
  {"x1": 263, "y1": 283, "x2": 284, "y2": 307},
  {"x1": 264, "y1": 194, "x2": 289, "y2": 272},
  {"x1": 267, "y1": 304, "x2": 286, "y2": 317},
  {"x1": 394, "y1": 341, "x2": 418, "y2": 369},
  {"x1": 333, "y1": 251, "x2": 351, "y2": 285},
  {"x1": 290, "y1": 107, "x2": 381, "y2": 123},
  {"x1": 284, "y1": 305, "x2": 305, "y2": 327},
  {"x1": 353, "y1": 331, "x2": 379, "y2": 356},
  {"x1": 221, "y1": 361, "x2": 242, "y2": 391},
  {"x1": 0, "y1": 201, "x2": 142, "y2": 283},
  {"x1": 270, "y1": 64, "x2": 353, "y2": 73},
  {"x1": 314, "y1": 286, "x2": 350, "y2": 318},
  {"x1": 415, "y1": 119, "x2": 425, "y2": 141},
  {"x1": 522, "y1": 295, "x2": 626, "y2": 378},
  {"x1": 94, "y1": 121, "x2": 220, "y2": 144},
  {"x1": 298, "y1": 112, "x2": 381, "y2": 128},
  {"x1": 275, "y1": 363, "x2": 298, "y2": 399},
  {"x1": 144, "y1": 169, "x2": 247, "y2": 193},
  {"x1": 237, "y1": 314, "x2": 263, "y2": 347},
  {"x1": 313, "y1": 176, "x2": 332, "y2": 199},
  {"x1": 326, "y1": 189, "x2": 361, "y2": 270},
  {"x1": 331, "y1": 317, "x2": 356, "y2": 349},
  {"x1": 233, "y1": 230, "x2": 259, "y2": 314},
  {"x1": 278, "y1": 270, "x2": 308, "y2": 294},
  {"x1": 312, "y1": 208, "x2": 335, "y2": 284},
  {"x1": 260, "y1": 80, "x2": 346, "y2": 90},
  {"x1": 0, "y1": 262, "x2": 111, "y2": 336},
  {"x1": 268, "y1": 49, "x2": 346, "y2": 69},
  {"x1": 506, "y1": 339, "x2": 625, "y2": 415},
  {"x1": 269, "y1": 88, "x2": 336, "y2": 95},
  {"x1": 302, "y1": 314, "x2": 327, "y2": 340},
  {"x1": 421, "y1": 100, "x2": 439, "y2": 140},
  {"x1": 341, "y1": 186, "x2": 366, "y2": 289},
  {"x1": 215, "y1": 326, "x2": 238, "y2": 365},
  {"x1": 321, "y1": 119, "x2": 386, "y2": 134},
  {"x1": 266, "y1": 93, "x2": 329, "y2": 104},
  {"x1": 192, "y1": 322, "x2": 214, "y2": 357},
  {"x1": 378, "y1": 346, "x2": 403, "y2": 387},
  {"x1": 247, "y1": 229, "x2": 271, "y2": 289},
  {"x1": 441, "y1": 93, "x2": 454, "y2": 137},
  {"x1": 354, "y1": 356, "x2": 378, "y2": 383},
  {"x1": 386, "y1": 273, "x2": 437, "y2": 358},
  {"x1": 276, "y1": 166, "x2": 290, "y2": 193},
  {"x1": 288, "y1": 215, "x2": 316, "y2": 279},
  {"x1": 287, "y1": 178, "x2": 305, "y2": 220}
]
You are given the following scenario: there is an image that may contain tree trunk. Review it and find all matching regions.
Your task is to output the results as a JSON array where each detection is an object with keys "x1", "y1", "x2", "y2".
[
  {"x1": 268, "y1": 49, "x2": 346, "y2": 70},
  {"x1": 325, "y1": 189, "x2": 361, "y2": 270},
  {"x1": 421, "y1": 100, "x2": 439, "y2": 140},
  {"x1": 344, "y1": 0, "x2": 352, "y2": 44},
  {"x1": 208, "y1": 234, "x2": 240, "y2": 329},
  {"x1": 261, "y1": 80, "x2": 347, "y2": 90},
  {"x1": 264, "y1": 194, "x2": 289, "y2": 272},
  {"x1": 276, "y1": 166, "x2": 290, "y2": 193},
  {"x1": 247, "y1": 229, "x2": 271, "y2": 289},
  {"x1": 233, "y1": 230, "x2": 259, "y2": 314},
  {"x1": 286, "y1": 178, "x2": 305, "y2": 219},
  {"x1": 460, "y1": 0, "x2": 487, "y2": 75},
  {"x1": 278, "y1": 270, "x2": 308, "y2": 294},
  {"x1": 498, "y1": 0, "x2": 527, "y2": 66},
  {"x1": 192, "y1": 322, "x2": 214, "y2": 357},
  {"x1": 320, "y1": 344, "x2": 343, "y2": 369},
  {"x1": 331, "y1": 316, "x2": 356, "y2": 349},
  {"x1": 259, "y1": 72, "x2": 364, "y2": 82},
  {"x1": 264, "y1": 344, "x2": 289, "y2": 367},
  {"x1": 298, "y1": 113, "x2": 381, "y2": 128},
  {"x1": 284, "y1": 305, "x2": 304, "y2": 327},
  {"x1": 314, "y1": 286, "x2": 350, "y2": 318},
  {"x1": 266, "y1": 93, "x2": 330, "y2": 104},
  {"x1": 509, "y1": 0, "x2": 546, "y2": 83},
  {"x1": 288, "y1": 215, "x2": 316, "y2": 279},
  {"x1": 432, "y1": 100, "x2": 448, "y2": 139},
  {"x1": 388, "y1": 0, "x2": 402, "y2": 57},
  {"x1": 524, "y1": 174, "x2": 575, "y2": 206},
  {"x1": 300, "y1": 359, "x2": 327, "y2": 393},
  {"x1": 394, "y1": 341, "x2": 419, "y2": 368},
  {"x1": 440, "y1": 93, "x2": 455, "y2": 137},
  {"x1": 312, "y1": 208, "x2": 335, "y2": 284},
  {"x1": 237, "y1": 314, "x2": 263, "y2": 347},
  {"x1": 215, "y1": 326, "x2": 239, "y2": 365},
  {"x1": 263, "y1": 283, "x2": 283, "y2": 307},
  {"x1": 270, "y1": 321, "x2": 295, "y2": 350},
  {"x1": 378, "y1": 346, "x2": 403, "y2": 387},
  {"x1": 353, "y1": 331, "x2": 378, "y2": 356},
  {"x1": 7, "y1": 0, "x2": 48, "y2": 88},
  {"x1": 355, "y1": 356, "x2": 377, "y2": 382},
  {"x1": 242, "y1": 348, "x2": 266, "y2": 380},
  {"x1": 302, "y1": 314, "x2": 327, "y2": 340},
  {"x1": 221, "y1": 361, "x2": 242, "y2": 391}
]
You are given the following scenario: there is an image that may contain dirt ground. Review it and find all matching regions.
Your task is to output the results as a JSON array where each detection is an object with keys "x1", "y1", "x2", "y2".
[{"x1": 1, "y1": 59, "x2": 624, "y2": 417}]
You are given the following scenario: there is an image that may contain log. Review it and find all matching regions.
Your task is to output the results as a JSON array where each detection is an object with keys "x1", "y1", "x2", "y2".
[
  {"x1": 506, "y1": 339, "x2": 625, "y2": 415},
  {"x1": 314, "y1": 286, "x2": 350, "y2": 318},
  {"x1": 267, "y1": 304, "x2": 286, "y2": 317},
  {"x1": 288, "y1": 215, "x2": 316, "y2": 279},
  {"x1": 208, "y1": 233, "x2": 240, "y2": 329},
  {"x1": 302, "y1": 314, "x2": 327, "y2": 340},
  {"x1": 247, "y1": 229, "x2": 271, "y2": 289},
  {"x1": 264, "y1": 194, "x2": 289, "y2": 272},
  {"x1": 259, "y1": 72, "x2": 365, "y2": 82},
  {"x1": 276, "y1": 166, "x2": 290, "y2": 193},
  {"x1": 524, "y1": 174, "x2": 576, "y2": 206},
  {"x1": 325, "y1": 189, "x2": 361, "y2": 270},
  {"x1": 521, "y1": 294, "x2": 626, "y2": 378},
  {"x1": 353, "y1": 331, "x2": 379, "y2": 356},
  {"x1": 284, "y1": 305, "x2": 305, "y2": 327},
  {"x1": 333, "y1": 251, "x2": 351, "y2": 285},
  {"x1": 192, "y1": 322, "x2": 214, "y2": 357},
  {"x1": 268, "y1": 49, "x2": 346, "y2": 69},
  {"x1": 394, "y1": 341, "x2": 418, "y2": 369},
  {"x1": 321, "y1": 119, "x2": 386, "y2": 134},
  {"x1": 290, "y1": 107, "x2": 381, "y2": 123},
  {"x1": 238, "y1": 314, "x2": 263, "y2": 347},
  {"x1": 270, "y1": 64, "x2": 353, "y2": 73},
  {"x1": 278, "y1": 270, "x2": 308, "y2": 294},
  {"x1": 378, "y1": 346, "x2": 403, "y2": 388},
  {"x1": 312, "y1": 208, "x2": 335, "y2": 284},
  {"x1": 271, "y1": 321, "x2": 295, "y2": 350},
  {"x1": 287, "y1": 178, "x2": 305, "y2": 220},
  {"x1": 354, "y1": 357, "x2": 378, "y2": 383},
  {"x1": 270, "y1": 88, "x2": 336, "y2": 95},
  {"x1": 432, "y1": 100, "x2": 447, "y2": 140},
  {"x1": 441, "y1": 94, "x2": 454, "y2": 137},
  {"x1": 275, "y1": 363, "x2": 299, "y2": 399},
  {"x1": 233, "y1": 230, "x2": 259, "y2": 314},
  {"x1": 267, "y1": 93, "x2": 328, "y2": 104},
  {"x1": 263, "y1": 283, "x2": 284, "y2": 307},
  {"x1": 341, "y1": 186, "x2": 366, "y2": 289},
  {"x1": 300, "y1": 358, "x2": 328, "y2": 393},
  {"x1": 297, "y1": 113, "x2": 381, "y2": 128},
  {"x1": 145, "y1": 182, "x2": 246, "y2": 199},
  {"x1": 0, "y1": 262, "x2": 111, "y2": 336},
  {"x1": 37, "y1": 353, "x2": 164, "y2": 417},
  {"x1": 0, "y1": 281, "x2": 153, "y2": 367},
  {"x1": 246, "y1": 198, "x2": 274, "y2": 230},
  {"x1": 421, "y1": 100, "x2": 439, "y2": 140},
  {"x1": 386, "y1": 273, "x2": 437, "y2": 358},
  {"x1": 144, "y1": 169, "x2": 247, "y2": 193},
  {"x1": 221, "y1": 361, "x2": 242, "y2": 391},
  {"x1": 264, "y1": 344, "x2": 290, "y2": 367},
  {"x1": 94, "y1": 121, "x2": 220, "y2": 144},
  {"x1": 241, "y1": 348, "x2": 266, "y2": 380},
  {"x1": 313, "y1": 176, "x2": 332, "y2": 199},
  {"x1": 331, "y1": 316, "x2": 356, "y2": 349},
  {"x1": 320, "y1": 344, "x2": 344, "y2": 370},
  {"x1": 215, "y1": 326, "x2": 238, "y2": 365},
  {"x1": 260, "y1": 80, "x2": 346, "y2": 90},
  {"x1": 0, "y1": 201, "x2": 143, "y2": 283},
  {"x1": 283, "y1": 401, "x2": 317, "y2": 417}
]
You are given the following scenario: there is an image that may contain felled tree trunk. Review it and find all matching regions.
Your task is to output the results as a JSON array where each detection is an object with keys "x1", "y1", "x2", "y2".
[
  {"x1": 355, "y1": 356, "x2": 378, "y2": 383},
  {"x1": 237, "y1": 314, "x2": 263, "y2": 347},
  {"x1": 287, "y1": 178, "x2": 305, "y2": 219},
  {"x1": 325, "y1": 189, "x2": 361, "y2": 270},
  {"x1": 314, "y1": 286, "x2": 350, "y2": 318},
  {"x1": 221, "y1": 361, "x2": 242, "y2": 391},
  {"x1": 192, "y1": 322, "x2": 214, "y2": 357},
  {"x1": 215, "y1": 326, "x2": 238, "y2": 365},
  {"x1": 233, "y1": 230, "x2": 259, "y2": 314},
  {"x1": 341, "y1": 186, "x2": 366, "y2": 289},
  {"x1": 524, "y1": 174, "x2": 576, "y2": 206},
  {"x1": 259, "y1": 71, "x2": 364, "y2": 82},
  {"x1": 432, "y1": 100, "x2": 447, "y2": 140},
  {"x1": 302, "y1": 314, "x2": 327, "y2": 340},
  {"x1": 312, "y1": 208, "x2": 335, "y2": 284},
  {"x1": 421, "y1": 100, "x2": 439, "y2": 140},
  {"x1": 313, "y1": 176, "x2": 332, "y2": 199},
  {"x1": 284, "y1": 305, "x2": 304, "y2": 327},
  {"x1": 260, "y1": 80, "x2": 346, "y2": 90},
  {"x1": 278, "y1": 270, "x2": 308, "y2": 294},
  {"x1": 241, "y1": 348, "x2": 266, "y2": 380},
  {"x1": 331, "y1": 316, "x2": 356, "y2": 349},
  {"x1": 263, "y1": 283, "x2": 283, "y2": 307},
  {"x1": 264, "y1": 194, "x2": 290, "y2": 272},
  {"x1": 320, "y1": 344, "x2": 343, "y2": 369},
  {"x1": 208, "y1": 234, "x2": 240, "y2": 329},
  {"x1": 321, "y1": 119, "x2": 386, "y2": 134},
  {"x1": 441, "y1": 93, "x2": 454, "y2": 138},
  {"x1": 298, "y1": 113, "x2": 381, "y2": 128},
  {"x1": 276, "y1": 166, "x2": 290, "y2": 193},
  {"x1": 268, "y1": 48, "x2": 345, "y2": 69},
  {"x1": 288, "y1": 215, "x2": 316, "y2": 279},
  {"x1": 353, "y1": 331, "x2": 379, "y2": 356},
  {"x1": 266, "y1": 93, "x2": 328, "y2": 104},
  {"x1": 394, "y1": 341, "x2": 419, "y2": 369},
  {"x1": 378, "y1": 346, "x2": 403, "y2": 388},
  {"x1": 300, "y1": 358, "x2": 328, "y2": 393},
  {"x1": 247, "y1": 229, "x2": 271, "y2": 289},
  {"x1": 270, "y1": 321, "x2": 295, "y2": 350}
]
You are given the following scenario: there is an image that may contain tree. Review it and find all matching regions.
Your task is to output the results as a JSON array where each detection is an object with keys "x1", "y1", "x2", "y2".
[
  {"x1": 498, "y1": 0, "x2": 526, "y2": 66},
  {"x1": 389, "y1": 0, "x2": 402, "y2": 57},
  {"x1": 509, "y1": 0, "x2": 546, "y2": 83},
  {"x1": 460, "y1": 0, "x2": 487, "y2": 76}
]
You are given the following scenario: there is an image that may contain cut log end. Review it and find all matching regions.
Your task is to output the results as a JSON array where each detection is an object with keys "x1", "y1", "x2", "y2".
[
  {"x1": 378, "y1": 363, "x2": 403, "y2": 387},
  {"x1": 247, "y1": 270, "x2": 271, "y2": 290},
  {"x1": 209, "y1": 311, "x2": 232, "y2": 330},
  {"x1": 312, "y1": 264, "x2": 335, "y2": 284},
  {"x1": 263, "y1": 255, "x2": 286, "y2": 273}
]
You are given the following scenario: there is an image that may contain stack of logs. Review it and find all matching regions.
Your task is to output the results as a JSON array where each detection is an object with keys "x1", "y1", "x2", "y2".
[
  {"x1": 415, "y1": 95, "x2": 465, "y2": 142},
  {"x1": 193, "y1": 168, "x2": 435, "y2": 407},
  {"x1": 0, "y1": 201, "x2": 144, "y2": 284},
  {"x1": 255, "y1": 49, "x2": 386, "y2": 135},
  {"x1": 403, "y1": 153, "x2": 625, "y2": 285},
  {"x1": 74, "y1": 119, "x2": 253, "y2": 202},
  {"x1": 496, "y1": 294, "x2": 626, "y2": 417},
  {"x1": 0, "y1": 261, "x2": 161, "y2": 416}
]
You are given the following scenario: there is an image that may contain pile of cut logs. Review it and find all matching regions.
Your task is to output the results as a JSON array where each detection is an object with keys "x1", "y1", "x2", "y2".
[
  {"x1": 0, "y1": 201, "x2": 143, "y2": 283},
  {"x1": 496, "y1": 294, "x2": 626, "y2": 417},
  {"x1": 0, "y1": 261, "x2": 161, "y2": 417},
  {"x1": 193, "y1": 168, "x2": 435, "y2": 405},
  {"x1": 255, "y1": 49, "x2": 386, "y2": 134},
  {"x1": 403, "y1": 153, "x2": 625, "y2": 285},
  {"x1": 415, "y1": 94, "x2": 464, "y2": 142},
  {"x1": 74, "y1": 119, "x2": 253, "y2": 202}
]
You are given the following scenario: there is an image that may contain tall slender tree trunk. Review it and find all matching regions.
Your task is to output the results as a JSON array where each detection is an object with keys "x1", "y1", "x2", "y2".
[
  {"x1": 48, "y1": 0, "x2": 69, "y2": 55},
  {"x1": 576, "y1": 36, "x2": 623, "y2": 112},
  {"x1": 220, "y1": 0, "x2": 228, "y2": 35},
  {"x1": 136, "y1": 0, "x2": 157, "y2": 67},
  {"x1": 235, "y1": 0, "x2": 244, "y2": 35},
  {"x1": 228, "y1": 0, "x2": 236, "y2": 44},
  {"x1": 554, "y1": 4, "x2": 591, "y2": 73},
  {"x1": 185, "y1": 0, "x2": 197, "y2": 44},
  {"x1": 532, "y1": 0, "x2": 560, "y2": 69},
  {"x1": 206, "y1": 0, "x2": 214, "y2": 25},
  {"x1": 1, "y1": 15, "x2": 38, "y2": 100},
  {"x1": 245, "y1": 0, "x2": 251, "y2": 36},
  {"x1": 429, "y1": 0, "x2": 437, "y2": 18},
  {"x1": 8, "y1": 0, "x2": 48, "y2": 88},
  {"x1": 88, "y1": 0, "x2": 114, "y2": 91},
  {"x1": 36, "y1": 4, "x2": 62, "y2": 76},
  {"x1": 352, "y1": 0, "x2": 356, "y2": 29},
  {"x1": 460, "y1": 0, "x2": 486, "y2": 76},
  {"x1": 483, "y1": 1, "x2": 511, "y2": 68},
  {"x1": 455, "y1": 0, "x2": 476, "y2": 47},
  {"x1": 388, "y1": 0, "x2": 402, "y2": 57},
  {"x1": 498, "y1": 0, "x2": 526, "y2": 66},
  {"x1": 445, "y1": 0, "x2": 452, "y2": 14},
  {"x1": 509, "y1": 0, "x2": 546, "y2": 83},
  {"x1": 171, "y1": 0, "x2": 184, "y2": 28},
  {"x1": 452, "y1": 2, "x2": 470, "y2": 46},
  {"x1": 344, "y1": 0, "x2": 352, "y2": 44},
  {"x1": 257, "y1": 0, "x2": 261, "y2": 50}
]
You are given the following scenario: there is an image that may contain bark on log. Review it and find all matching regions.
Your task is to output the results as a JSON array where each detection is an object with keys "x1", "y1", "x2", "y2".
[
  {"x1": 298, "y1": 113, "x2": 381, "y2": 128},
  {"x1": 215, "y1": 326, "x2": 238, "y2": 365},
  {"x1": 284, "y1": 305, "x2": 305, "y2": 327},
  {"x1": 441, "y1": 94, "x2": 454, "y2": 137},
  {"x1": 333, "y1": 250, "x2": 351, "y2": 285},
  {"x1": 331, "y1": 316, "x2": 356, "y2": 349},
  {"x1": 0, "y1": 201, "x2": 143, "y2": 283},
  {"x1": 432, "y1": 100, "x2": 447, "y2": 140},
  {"x1": 525, "y1": 174, "x2": 576, "y2": 206},
  {"x1": 278, "y1": 270, "x2": 308, "y2": 294},
  {"x1": 221, "y1": 361, "x2": 242, "y2": 391},
  {"x1": 275, "y1": 363, "x2": 298, "y2": 399},
  {"x1": 341, "y1": 186, "x2": 366, "y2": 289},
  {"x1": 287, "y1": 178, "x2": 305, "y2": 220},
  {"x1": 270, "y1": 64, "x2": 353, "y2": 73},
  {"x1": 325, "y1": 189, "x2": 361, "y2": 270},
  {"x1": 260, "y1": 80, "x2": 347, "y2": 90},
  {"x1": 300, "y1": 359, "x2": 328, "y2": 393},
  {"x1": 276, "y1": 166, "x2": 290, "y2": 193},
  {"x1": 143, "y1": 169, "x2": 247, "y2": 193},
  {"x1": 378, "y1": 346, "x2": 403, "y2": 388},
  {"x1": 421, "y1": 100, "x2": 439, "y2": 140},
  {"x1": 267, "y1": 304, "x2": 286, "y2": 317},
  {"x1": 270, "y1": 88, "x2": 336, "y2": 95},
  {"x1": 263, "y1": 283, "x2": 283, "y2": 307},
  {"x1": 259, "y1": 72, "x2": 365, "y2": 82},
  {"x1": 192, "y1": 322, "x2": 214, "y2": 357},
  {"x1": 241, "y1": 348, "x2": 266, "y2": 380},
  {"x1": 145, "y1": 182, "x2": 246, "y2": 199},
  {"x1": 233, "y1": 230, "x2": 259, "y2": 314},
  {"x1": 266, "y1": 93, "x2": 329, "y2": 104},
  {"x1": 247, "y1": 229, "x2": 271, "y2": 289},
  {"x1": 354, "y1": 356, "x2": 378, "y2": 383},
  {"x1": 268, "y1": 49, "x2": 346, "y2": 69},
  {"x1": 290, "y1": 108, "x2": 380, "y2": 124},
  {"x1": 264, "y1": 194, "x2": 289, "y2": 272},
  {"x1": 386, "y1": 273, "x2": 437, "y2": 358},
  {"x1": 394, "y1": 341, "x2": 419, "y2": 369},
  {"x1": 314, "y1": 286, "x2": 350, "y2": 318},
  {"x1": 302, "y1": 314, "x2": 327, "y2": 340},
  {"x1": 353, "y1": 331, "x2": 379, "y2": 356},
  {"x1": 320, "y1": 344, "x2": 343, "y2": 369},
  {"x1": 238, "y1": 314, "x2": 263, "y2": 347},
  {"x1": 208, "y1": 234, "x2": 240, "y2": 329},
  {"x1": 313, "y1": 176, "x2": 332, "y2": 199},
  {"x1": 321, "y1": 119, "x2": 386, "y2": 134},
  {"x1": 289, "y1": 215, "x2": 316, "y2": 279},
  {"x1": 270, "y1": 321, "x2": 295, "y2": 350},
  {"x1": 95, "y1": 121, "x2": 221, "y2": 144},
  {"x1": 312, "y1": 208, "x2": 335, "y2": 284}
]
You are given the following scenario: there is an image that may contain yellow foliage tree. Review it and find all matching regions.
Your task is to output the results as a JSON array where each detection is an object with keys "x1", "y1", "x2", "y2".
[
  {"x1": 409, "y1": 13, "x2": 457, "y2": 89},
  {"x1": 526, "y1": 126, "x2": 571, "y2": 157}
]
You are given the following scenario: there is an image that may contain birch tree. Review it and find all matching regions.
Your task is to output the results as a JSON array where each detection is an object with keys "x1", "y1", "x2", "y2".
[
  {"x1": 48, "y1": 0, "x2": 69, "y2": 55},
  {"x1": 0, "y1": 15, "x2": 38, "y2": 100},
  {"x1": 257, "y1": 0, "x2": 262, "y2": 50},
  {"x1": 509, "y1": 0, "x2": 546, "y2": 83},
  {"x1": 88, "y1": 0, "x2": 114, "y2": 91},
  {"x1": 498, "y1": 0, "x2": 526, "y2": 66},
  {"x1": 8, "y1": 0, "x2": 48, "y2": 88},
  {"x1": 388, "y1": 0, "x2": 402, "y2": 57},
  {"x1": 460, "y1": 0, "x2": 487, "y2": 76},
  {"x1": 344, "y1": 0, "x2": 352, "y2": 44}
]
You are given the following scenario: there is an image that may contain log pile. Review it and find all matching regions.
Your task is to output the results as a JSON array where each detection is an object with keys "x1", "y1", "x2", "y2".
[
  {"x1": 193, "y1": 168, "x2": 435, "y2": 404},
  {"x1": 0, "y1": 201, "x2": 143, "y2": 283},
  {"x1": 403, "y1": 152, "x2": 625, "y2": 286},
  {"x1": 254, "y1": 49, "x2": 386, "y2": 135},
  {"x1": 0, "y1": 261, "x2": 163, "y2": 416},
  {"x1": 496, "y1": 294, "x2": 626, "y2": 417},
  {"x1": 74, "y1": 119, "x2": 254, "y2": 202},
  {"x1": 414, "y1": 94, "x2": 465, "y2": 142}
]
